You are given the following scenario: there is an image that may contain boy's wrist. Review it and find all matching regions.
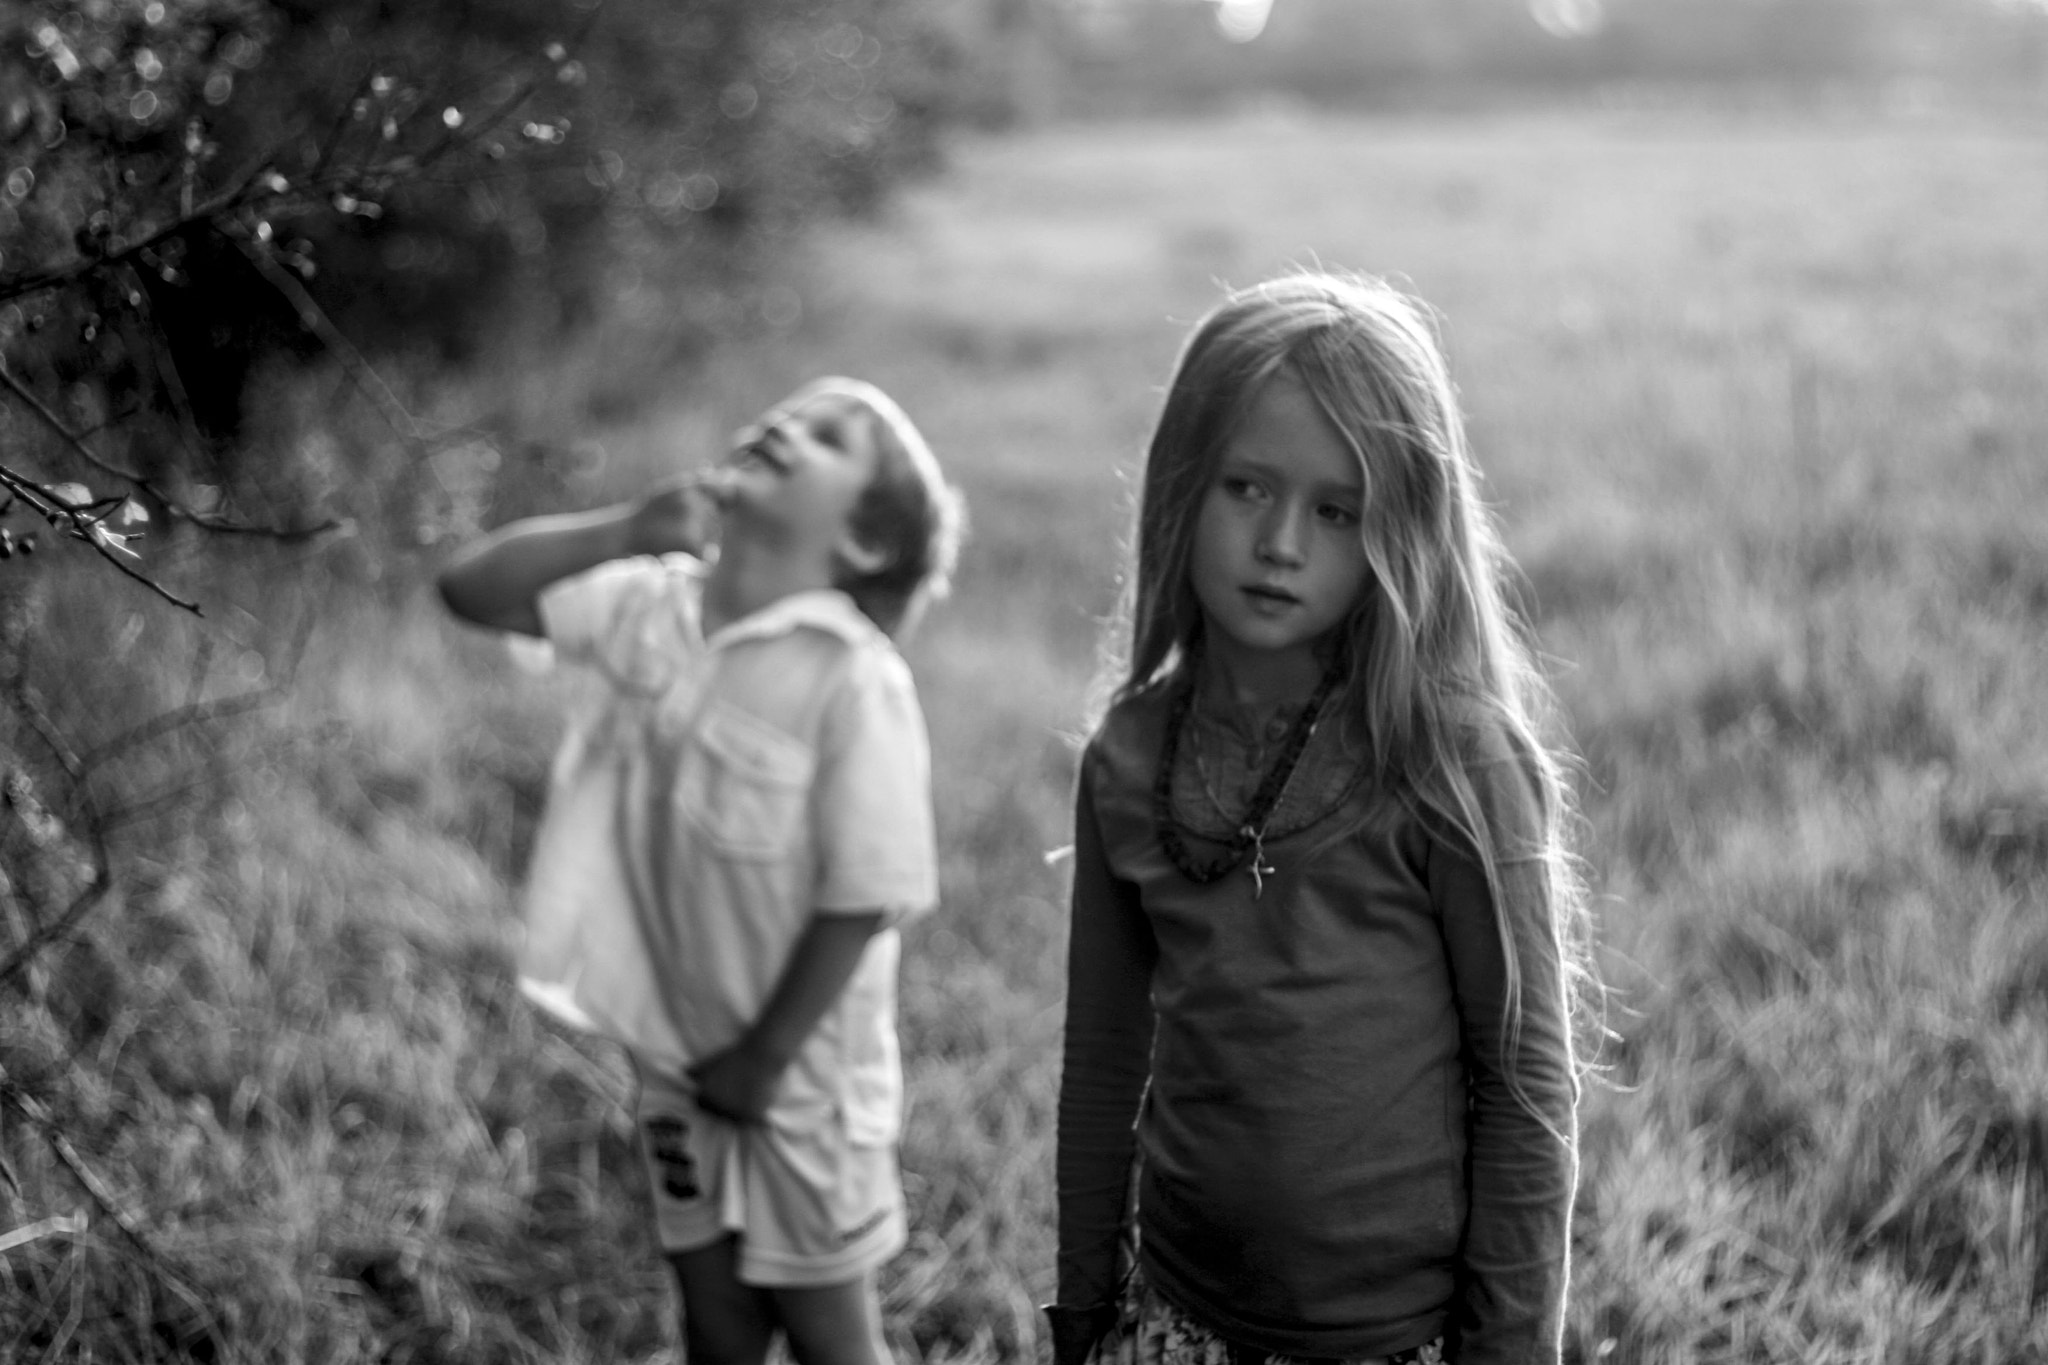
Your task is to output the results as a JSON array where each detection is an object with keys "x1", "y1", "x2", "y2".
[
  {"x1": 619, "y1": 502, "x2": 671, "y2": 559},
  {"x1": 624, "y1": 476, "x2": 719, "y2": 559},
  {"x1": 731, "y1": 1026, "x2": 798, "y2": 1072}
]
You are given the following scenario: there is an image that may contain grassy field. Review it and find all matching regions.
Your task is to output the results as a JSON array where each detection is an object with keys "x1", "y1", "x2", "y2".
[
  {"x1": 6, "y1": 101, "x2": 2048, "y2": 1362},
  {"x1": 745, "y1": 103, "x2": 2048, "y2": 1361}
]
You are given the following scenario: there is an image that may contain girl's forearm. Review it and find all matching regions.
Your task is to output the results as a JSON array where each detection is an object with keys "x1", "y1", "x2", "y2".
[
  {"x1": 1057, "y1": 770, "x2": 1158, "y2": 1306},
  {"x1": 1432, "y1": 822, "x2": 1577, "y2": 1364},
  {"x1": 436, "y1": 504, "x2": 640, "y2": 635},
  {"x1": 1055, "y1": 1041, "x2": 1149, "y2": 1305},
  {"x1": 1454, "y1": 1092, "x2": 1576, "y2": 1365}
]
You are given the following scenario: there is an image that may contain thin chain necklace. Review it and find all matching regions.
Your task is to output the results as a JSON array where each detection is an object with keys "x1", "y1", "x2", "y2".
[
  {"x1": 1153, "y1": 661, "x2": 1341, "y2": 898},
  {"x1": 1185, "y1": 725, "x2": 1246, "y2": 828},
  {"x1": 1187, "y1": 707, "x2": 1372, "y2": 843}
]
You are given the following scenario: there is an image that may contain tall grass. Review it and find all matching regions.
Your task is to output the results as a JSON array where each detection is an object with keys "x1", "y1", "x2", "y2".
[
  {"x1": 765, "y1": 103, "x2": 2048, "y2": 1359},
  {"x1": 5, "y1": 100, "x2": 2046, "y2": 1361}
]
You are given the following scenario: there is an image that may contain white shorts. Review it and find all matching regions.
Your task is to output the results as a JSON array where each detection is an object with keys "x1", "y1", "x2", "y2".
[{"x1": 633, "y1": 1063, "x2": 908, "y2": 1288}]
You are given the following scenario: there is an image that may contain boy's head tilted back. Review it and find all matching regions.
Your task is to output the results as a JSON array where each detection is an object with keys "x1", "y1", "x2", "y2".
[
  {"x1": 713, "y1": 376, "x2": 960, "y2": 639},
  {"x1": 716, "y1": 378, "x2": 962, "y2": 642},
  {"x1": 809, "y1": 377, "x2": 964, "y2": 640}
]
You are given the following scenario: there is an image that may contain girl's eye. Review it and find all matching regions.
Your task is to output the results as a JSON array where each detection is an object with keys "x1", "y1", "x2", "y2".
[
  {"x1": 810, "y1": 419, "x2": 846, "y2": 451},
  {"x1": 1220, "y1": 475, "x2": 1262, "y2": 501},
  {"x1": 1318, "y1": 503, "x2": 1361, "y2": 527}
]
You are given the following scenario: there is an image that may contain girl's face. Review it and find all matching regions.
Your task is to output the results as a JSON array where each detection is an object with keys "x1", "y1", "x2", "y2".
[{"x1": 1188, "y1": 373, "x2": 1370, "y2": 690}]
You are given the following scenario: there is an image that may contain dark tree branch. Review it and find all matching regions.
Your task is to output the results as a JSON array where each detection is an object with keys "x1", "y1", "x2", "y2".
[
  {"x1": 0, "y1": 459, "x2": 203, "y2": 614},
  {"x1": 0, "y1": 588, "x2": 308, "y2": 979},
  {"x1": 0, "y1": 157, "x2": 276, "y2": 306},
  {"x1": 307, "y1": 64, "x2": 380, "y2": 188},
  {"x1": 116, "y1": 262, "x2": 215, "y2": 476},
  {"x1": 0, "y1": 39, "x2": 551, "y2": 311},
  {"x1": 229, "y1": 228, "x2": 430, "y2": 456},
  {"x1": 81, "y1": 605, "x2": 314, "y2": 778},
  {"x1": 0, "y1": 683, "x2": 111, "y2": 991},
  {"x1": 0, "y1": 19, "x2": 585, "y2": 613},
  {"x1": 0, "y1": 868, "x2": 111, "y2": 994},
  {"x1": 0, "y1": 355, "x2": 340, "y2": 543},
  {"x1": 0, "y1": 359, "x2": 157, "y2": 488}
]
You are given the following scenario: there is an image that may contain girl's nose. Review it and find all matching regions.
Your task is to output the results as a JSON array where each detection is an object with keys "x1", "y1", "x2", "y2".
[{"x1": 1257, "y1": 503, "x2": 1307, "y2": 566}]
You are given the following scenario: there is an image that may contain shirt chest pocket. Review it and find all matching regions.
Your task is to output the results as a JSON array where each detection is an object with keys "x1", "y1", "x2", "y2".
[{"x1": 672, "y1": 701, "x2": 815, "y2": 860}]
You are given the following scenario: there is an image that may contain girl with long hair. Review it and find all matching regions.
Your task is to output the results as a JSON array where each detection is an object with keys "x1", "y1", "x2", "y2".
[{"x1": 1050, "y1": 270, "x2": 1598, "y2": 1365}]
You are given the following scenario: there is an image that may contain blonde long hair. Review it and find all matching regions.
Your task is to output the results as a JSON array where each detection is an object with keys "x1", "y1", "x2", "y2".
[{"x1": 1109, "y1": 270, "x2": 1599, "y2": 1125}]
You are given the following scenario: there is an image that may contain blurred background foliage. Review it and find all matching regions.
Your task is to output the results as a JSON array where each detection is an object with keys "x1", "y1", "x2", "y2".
[
  {"x1": 4, "y1": 0, "x2": 2041, "y2": 568},
  {"x1": 1038, "y1": 0, "x2": 2048, "y2": 112},
  {"x1": 0, "y1": 0, "x2": 962, "y2": 560},
  {"x1": 4, "y1": 0, "x2": 2042, "y2": 556},
  {"x1": 0, "y1": 2, "x2": 971, "y2": 1354}
]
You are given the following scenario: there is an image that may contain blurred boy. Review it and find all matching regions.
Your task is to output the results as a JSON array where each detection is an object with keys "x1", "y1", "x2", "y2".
[{"x1": 438, "y1": 377, "x2": 963, "y2": 1365}]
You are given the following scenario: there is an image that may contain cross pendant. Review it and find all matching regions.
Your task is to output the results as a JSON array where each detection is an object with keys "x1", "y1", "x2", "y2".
[{"x1": 1243, "y1": 825, "x2": 1276, "y2": 899}]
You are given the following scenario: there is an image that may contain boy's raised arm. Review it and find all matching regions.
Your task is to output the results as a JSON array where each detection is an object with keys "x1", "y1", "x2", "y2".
[
  {"x1": 437, "y1": 504, "x2": 638, "y2": 636},
  {"x1": 437, "y1": 477, "x2": 717, "y2": 635}
]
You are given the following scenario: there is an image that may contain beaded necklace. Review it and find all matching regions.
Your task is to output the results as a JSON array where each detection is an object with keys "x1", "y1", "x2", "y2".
[{"x1": 1152, "y1": 661, "x2": 1341, "y2": 898}]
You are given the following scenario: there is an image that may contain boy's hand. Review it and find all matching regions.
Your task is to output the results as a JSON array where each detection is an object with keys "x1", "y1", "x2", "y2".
[
  {"x1": 688, "y1": 912, "x2": 886, "y2": 1125},
  {"x1": 687, "y1": 1038, "x2": 785, "y2": 1124},
  {"x1": 627, "y1": 472, "x2": 728, "y2": 558}
]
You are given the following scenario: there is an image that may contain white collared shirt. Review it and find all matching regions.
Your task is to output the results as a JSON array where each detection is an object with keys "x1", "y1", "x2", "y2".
[{"x1": 516, "y1": 554, "x2": 937, "y2": 1143}]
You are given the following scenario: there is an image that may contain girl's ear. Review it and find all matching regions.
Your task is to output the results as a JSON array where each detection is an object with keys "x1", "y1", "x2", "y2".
[{"x1": 833, "y1": 532, "x2": 892, "y2": 577}]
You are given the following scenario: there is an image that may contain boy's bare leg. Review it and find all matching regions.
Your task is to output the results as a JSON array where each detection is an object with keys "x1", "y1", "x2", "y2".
[
  {"x1": 669, "y1": 1240, "x2": 777, "y2": 1365},
  {"x1": 773, "y1": 1274, "x2": 893, "y2": 1365}
]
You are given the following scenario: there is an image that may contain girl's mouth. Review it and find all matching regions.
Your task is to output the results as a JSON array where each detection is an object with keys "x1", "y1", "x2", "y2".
[{"x1": 1242, "y1": 584, "x2": 1300, "y2": 612}]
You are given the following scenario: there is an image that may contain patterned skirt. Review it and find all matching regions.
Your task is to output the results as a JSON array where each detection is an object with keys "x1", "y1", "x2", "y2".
[{"x1": 1084, "y1": 1268, "x2": 1447, "y2": 1365}]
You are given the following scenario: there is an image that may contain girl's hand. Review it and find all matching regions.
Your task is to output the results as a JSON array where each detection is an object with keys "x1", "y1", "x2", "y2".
[
  {"x1": 1043, "y1": 1303, "x2": 1118, "y2": 1365},
  {"x1": 687, "y1": 1039, "x2": 784, "y2": 1124},
  {"x1": 626, "y1": 471, "x2": 729, "y2": 558}
]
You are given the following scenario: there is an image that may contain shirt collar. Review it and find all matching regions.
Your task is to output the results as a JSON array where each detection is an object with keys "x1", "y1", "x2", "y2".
[{"x1": 706, "y1": 587, "x2": 878, "y2": 650}]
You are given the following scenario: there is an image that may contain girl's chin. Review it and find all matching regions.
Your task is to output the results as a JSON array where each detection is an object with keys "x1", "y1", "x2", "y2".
[{"x1": 1203, "y1": 625, "x2": 1327, "y2": 668}]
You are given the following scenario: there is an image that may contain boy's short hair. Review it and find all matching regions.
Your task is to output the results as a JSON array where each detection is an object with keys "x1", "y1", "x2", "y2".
[{"x1": 832, "y1": 380, "x2": 965, "y2": 639}]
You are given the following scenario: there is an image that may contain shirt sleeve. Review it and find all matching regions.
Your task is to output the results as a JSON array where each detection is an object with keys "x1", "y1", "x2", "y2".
[
  {"x1": 1056, "y1": 747, "x2": 1158, "y2": 1309},
  {"x1": 1428, "y1": 744, "x2": 1579, "y2": 1365},
  {"x1": 536, "y1": 554, "x2": 700, "y2": 691},
  {"x1": 809, "y1": 642, "x2": 938, "y2": 923}
]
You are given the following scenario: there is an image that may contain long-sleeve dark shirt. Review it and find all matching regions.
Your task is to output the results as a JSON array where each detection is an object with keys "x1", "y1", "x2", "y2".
[{"x1": 1056, "y1": 683, "x2": 1578, "y2": 1364}]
